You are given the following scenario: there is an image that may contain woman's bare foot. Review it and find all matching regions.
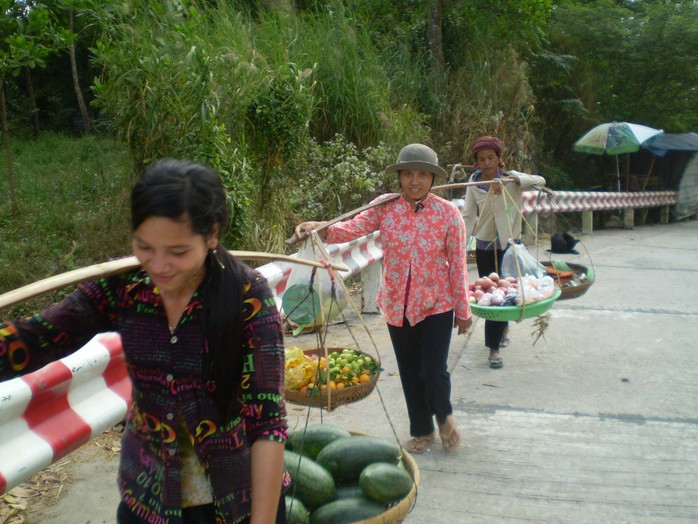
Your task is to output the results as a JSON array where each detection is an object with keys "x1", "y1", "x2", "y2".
[{"x1": 438, "y1": 415, "x2": 461, "y2": 452}]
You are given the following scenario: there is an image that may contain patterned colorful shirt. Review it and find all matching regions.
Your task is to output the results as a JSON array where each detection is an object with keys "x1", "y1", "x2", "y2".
[
  {"x1": 0, "y1": 264, "x2": 288, "y2": 524},
  {"x1": 326, "y1": 193, "x2": 471, "y2": 327}
]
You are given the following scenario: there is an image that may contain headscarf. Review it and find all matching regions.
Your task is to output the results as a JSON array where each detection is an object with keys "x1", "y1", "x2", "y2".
[{"x1": 470, "y1": 136, "x2": 504, "y2": 159}]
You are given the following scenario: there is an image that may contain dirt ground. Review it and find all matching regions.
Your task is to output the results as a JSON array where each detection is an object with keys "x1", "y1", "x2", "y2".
[{"x1": 0, "y1": 426, "x2": 123, "y2": 524}]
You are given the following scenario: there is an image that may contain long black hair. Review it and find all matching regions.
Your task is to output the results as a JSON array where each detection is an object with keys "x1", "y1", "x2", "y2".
[{"x1": 131, "y1": 158, "x2": 245, "y2": 416}]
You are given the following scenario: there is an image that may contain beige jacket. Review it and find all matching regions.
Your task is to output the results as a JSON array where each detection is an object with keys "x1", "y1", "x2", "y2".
[{"x1": 463, "y1": 170, "x2": 546, "y2": 247}]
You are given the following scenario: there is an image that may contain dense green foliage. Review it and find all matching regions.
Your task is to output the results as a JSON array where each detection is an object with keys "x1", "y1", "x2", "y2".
[
  {"x1": 0, "y1": 133, "x2": 132, "y2": 313},
  {"x1": 1, "y1": 0, "x2": 697, "y2": 296}
]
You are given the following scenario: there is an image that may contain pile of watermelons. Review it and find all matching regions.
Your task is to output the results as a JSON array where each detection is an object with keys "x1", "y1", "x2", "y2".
[{"x1": 284, "y1": 423, "x2": 415, "y2": 524}]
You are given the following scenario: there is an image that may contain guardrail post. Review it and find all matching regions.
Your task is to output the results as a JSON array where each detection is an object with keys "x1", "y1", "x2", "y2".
[
  {"x1": 361, "y1": 261, "x2": 382, "y2": 313},
  {"x1": 582, "y1": 211, "x2": 594, "y2": 234},
  {"x1": 522, "y1": 213, "x2": 538, "y2": 245},
  {"x1": 623, "y1": 208, "x2": 635, "y2": 229},
  {"x1": 660, "y1": 206, "x2": 670, "y2": 224}
]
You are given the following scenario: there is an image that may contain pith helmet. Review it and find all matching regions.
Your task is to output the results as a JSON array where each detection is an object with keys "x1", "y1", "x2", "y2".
[{"x1": 385, "y1": 144, "x2": 448, "y2": 179}]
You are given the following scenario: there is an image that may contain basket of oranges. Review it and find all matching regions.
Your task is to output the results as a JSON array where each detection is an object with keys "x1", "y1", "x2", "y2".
[{"x1": 284, "y1": 347, "x2": 381, "y2": 410}]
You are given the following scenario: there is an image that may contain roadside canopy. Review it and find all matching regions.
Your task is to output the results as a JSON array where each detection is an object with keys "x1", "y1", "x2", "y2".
[
  {"x1": 642, "y1": 132, "x2": 698, "y2": 219},
  {"x1": 644, "y1": 132, "x2": 698, "y2": 157}
]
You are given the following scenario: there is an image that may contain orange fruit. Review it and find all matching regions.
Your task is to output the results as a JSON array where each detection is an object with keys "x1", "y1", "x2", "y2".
[
  {"x1": 336, "y1": 382, "x2": 345, "y2": 389},
  {"x1": 359, "y1": 374, "x2": 371, "y2": 383}
]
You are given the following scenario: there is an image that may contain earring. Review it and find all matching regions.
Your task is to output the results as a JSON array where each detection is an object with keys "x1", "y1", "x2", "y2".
[{"x1": 212, "y1": 248, "x2": 226, "y2": 269}]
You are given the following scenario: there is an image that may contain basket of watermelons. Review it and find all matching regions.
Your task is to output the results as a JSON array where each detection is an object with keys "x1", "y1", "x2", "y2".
[
  {"x1": 284, "y1": 347, "x2": 381, "y2": 411},
  {"x1": 284, "y1": 424, "x2": 419, "y2": 524}
]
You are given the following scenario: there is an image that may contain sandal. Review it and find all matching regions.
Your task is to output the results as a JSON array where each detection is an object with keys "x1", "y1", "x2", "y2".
[
  {"x1": 403, "y1": 433, "x2": 435, "y2": 454},
  {"x1": 438, "y1": 415, "x2": 461, "y2": 452},
  {"x1": 500, "y1": 337, "x2": 510, "y2": 348},
  {"x1": 488, "y1": 355, "x2": 504, "y2": 369}
]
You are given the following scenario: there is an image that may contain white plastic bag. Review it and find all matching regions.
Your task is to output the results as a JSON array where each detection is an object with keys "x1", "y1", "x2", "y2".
[
  {"x1": 281, "y1": 239, "x2": 348, "y2": 328},
  {"x1": 501, "y1": 243, "x2": 546, "y2": 279}
]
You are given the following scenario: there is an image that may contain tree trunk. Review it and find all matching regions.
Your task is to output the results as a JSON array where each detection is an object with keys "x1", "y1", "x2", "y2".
[
  {"x1": 0, "y1": 78, "x2": 18, "y2": 215},
  {"x1": 69, "y1": 9, "x2": 91, "y2": 134},
  {"x1": 26, "y1": 67, "x2": 41, "y2": 138},
  {"x1": 427, "y1": 0, "x2": 446, "y2": 76}
]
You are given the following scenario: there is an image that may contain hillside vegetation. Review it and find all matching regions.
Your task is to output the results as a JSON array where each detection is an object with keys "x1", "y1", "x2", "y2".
[{"x1": 1, "y1": 0, "x2": 697, "y2": 310}]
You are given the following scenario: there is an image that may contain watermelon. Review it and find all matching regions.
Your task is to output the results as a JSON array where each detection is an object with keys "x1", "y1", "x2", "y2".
[
  {"x1": 315, "y1": 435, "x2": 401, "y2": 483},
  {"x1": 309, "y1": 497, "x2": 385, "y2": 524},
  {"x1": 287, "y1": 423, "x2": 352, "y2": 459},
  {"x1": 285, "y1": 496, "x2": 310, "y2": 524},
  {"x1": 359, "y1": 462, "x2": 414, "y2": 503},
  {"x1": 284, "y1": 450, "x2": 336, "y2": 509}
]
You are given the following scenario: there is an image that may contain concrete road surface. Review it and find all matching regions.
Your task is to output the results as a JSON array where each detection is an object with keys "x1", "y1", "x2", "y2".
[{"x1": 25, "y1": 219, "x2": 698, "y2": 523}]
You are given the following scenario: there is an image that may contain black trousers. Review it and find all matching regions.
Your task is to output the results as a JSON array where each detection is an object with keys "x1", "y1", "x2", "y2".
[
  {"x1": 117, "y1": 496, "x2": 286, "y2": 524},
  {"x1": 476, "y1": 247, "x2": 509, "y2": 350},
  {"x1": 387, "y1": 310, "x2": 454, "y2": 437}
]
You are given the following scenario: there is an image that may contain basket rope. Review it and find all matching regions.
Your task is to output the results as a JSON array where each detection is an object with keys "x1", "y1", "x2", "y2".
[{"x1": 298, "y1": 232, "x2": 420, "y2": 517}]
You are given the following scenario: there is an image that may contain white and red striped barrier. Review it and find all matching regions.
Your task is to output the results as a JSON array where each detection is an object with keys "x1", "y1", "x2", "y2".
[
  {"x1": 259, "y1": 231, "x2": 383, "y2": 312},
  {"x1": 0, "y1": 333, "x2": 129, "y2": 494},
  {"x1": 521, "y1": 190, "x2": 677, "y2": 215}
]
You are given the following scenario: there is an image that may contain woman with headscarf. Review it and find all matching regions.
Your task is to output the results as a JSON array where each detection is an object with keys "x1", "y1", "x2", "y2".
[{"x1": 463, "y1": 136, "x2": 546, "y2": 369}]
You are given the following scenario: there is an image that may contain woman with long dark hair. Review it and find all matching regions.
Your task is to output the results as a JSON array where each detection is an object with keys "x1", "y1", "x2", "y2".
[{"x1": 0, "y1": 159, "x2": 288, "y2": 523}]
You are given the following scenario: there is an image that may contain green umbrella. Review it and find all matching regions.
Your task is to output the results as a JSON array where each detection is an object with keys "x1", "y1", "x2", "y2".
[{"x1": 573, "y1": 122, "x2": 663, "y2": 191}]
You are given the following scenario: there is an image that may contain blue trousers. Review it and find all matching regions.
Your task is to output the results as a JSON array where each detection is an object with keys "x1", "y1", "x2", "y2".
[{"x1": 387, "y1": 310, "x2": 454, "y2": 438}]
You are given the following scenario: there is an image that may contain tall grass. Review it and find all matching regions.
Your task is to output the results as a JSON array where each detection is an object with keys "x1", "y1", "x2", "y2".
[
  {"x1": 0, "y1": 133, "x2": 132, "y2": 314},
  {"x1": 438, "y1": 41, "x2": 538, "y2": 176},
  {"x1": 90, "y1": 0, "x2": 435, "y2": 251}
]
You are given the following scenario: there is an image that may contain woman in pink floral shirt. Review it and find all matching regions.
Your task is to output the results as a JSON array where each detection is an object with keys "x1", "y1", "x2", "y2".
[{"x1": 295, "y1": 144, "x2": 472, "y2": 454}]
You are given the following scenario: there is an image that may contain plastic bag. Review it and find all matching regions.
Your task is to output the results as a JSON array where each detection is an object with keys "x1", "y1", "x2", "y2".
[
  {"x1": 281, "y1": 239, "x2": 348, "y2": 329},
  {"x1": 517, "y1": 275, "x2": 556, "y2": 305},
  {"x1": 501, "y1": 242, "x2": 546, "y2": 279}
]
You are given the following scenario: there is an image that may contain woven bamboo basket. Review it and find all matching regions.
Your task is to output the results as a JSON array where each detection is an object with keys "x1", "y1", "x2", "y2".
[
  {"x1": 542, "y1": 261, "x2": 594, "y2": 300},
  {"x1": 284, "y1": 348, "x2": 380, "y2": 411}
]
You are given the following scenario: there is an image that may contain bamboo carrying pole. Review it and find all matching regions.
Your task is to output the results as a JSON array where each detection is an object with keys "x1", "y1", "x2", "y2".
[
  {"x1": 0, "y1": 252, "x2": 350, "y2": 311},
  {"x1": 285, "y1": 179, "x2": 506, "y2": 245}
]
